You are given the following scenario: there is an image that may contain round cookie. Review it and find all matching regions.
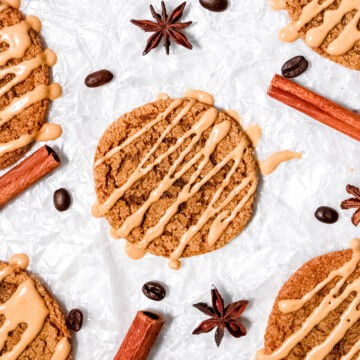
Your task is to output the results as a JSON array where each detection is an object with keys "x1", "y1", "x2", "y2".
[
  {"x1": 0, "y1": 5, "x2": 50, "y2": 169},
  {"x1": 93, "y1": 94, "x2": 258, "y2": 267},
  {"x1": 0, "y1": 255, "x2": 72, "y2": 359},
  {"x1": 281, "y1": 0, "x2": 360, "y2": 71},
  {"x1": 259, "y1": 241, "x2": 360, "y2": 359}
]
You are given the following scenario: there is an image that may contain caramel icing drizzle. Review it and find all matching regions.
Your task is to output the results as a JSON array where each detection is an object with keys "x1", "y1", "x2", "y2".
[
  {"x1": 0, "y1": 254, "x2": 71, "y2": 359},
  {"x1": 259, "y1": 151, "x2": 302, "y2": 176},
  {"x1": 256, "y1": 239, "x2": 360, "y2": 360},
  {"x1": 272, "y1": 0, "x2": 360, "y2": 55},
  {"x1": 51, "y1": 337, "x2": 71, "y2": 360},
  {"x1": 270, "y1": 0, "x2": 286, "y2": 11},
  {"x1": 0, "y1": 254, "x2": 46, "y2": 359},
  {"x1": 96, "y1": 91, "x2": 301, "y2": 268},
  {"x1": 0, "y1": 0, "x2": 20, "y2": 12},
  {"x1": 94, "y1": 91, "x2": 258, "y2": 268},
  {"x1": 183, "y1": 89, "x2": 214, "y2": 106},
  {"x1": 0, "y1": 2, "x2": 62, "y2": 157},
  {"x1": 0, "y1": 123, "x2": 63, "y2": 156}
]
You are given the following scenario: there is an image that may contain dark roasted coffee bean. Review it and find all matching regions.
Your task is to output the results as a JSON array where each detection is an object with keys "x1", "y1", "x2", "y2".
[
  {"x1": 142, "y1": 281, "x2": 166, "y2": 301},
  {"x1": 281, "y1": 56, "x2": 309, "y2": 78},
  {"x1": 315, "y1": 206, "x2": 339, "y2": 224},
  {"x1": 67, "y1": 309, "x2": 83, "y2": 332},
  {"x1": 199, "y1": 0, "x2": 228, "y2": 12},
  {"x1": 85, "y1": 70, "x2": 113, "y2": 88},
  {"x1": 53, "y1": 188, "x2": 72, "y2": 212}
]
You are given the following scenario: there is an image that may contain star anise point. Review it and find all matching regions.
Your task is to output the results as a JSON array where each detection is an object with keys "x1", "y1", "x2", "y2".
[{"x1": 131, "y1": 1, "x2": 193, "y2": 55}]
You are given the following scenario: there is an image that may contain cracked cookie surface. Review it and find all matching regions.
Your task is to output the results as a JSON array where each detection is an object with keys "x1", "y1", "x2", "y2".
[{"x1": 94, "y1": 97, "x2": 258, "y2": 260}]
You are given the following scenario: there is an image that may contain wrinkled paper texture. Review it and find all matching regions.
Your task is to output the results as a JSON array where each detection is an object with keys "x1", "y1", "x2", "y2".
[{"x1": 0, "y1": 0, "x2": 359, "y2": 359}]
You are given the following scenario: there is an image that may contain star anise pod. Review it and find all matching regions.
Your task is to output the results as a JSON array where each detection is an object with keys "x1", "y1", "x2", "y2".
[
  {"x1": 192, "y1": 285, "x2": 248, "y2": 347},
  {"x1": 341, "y1": 184, "x2": 360, "y2": 226},
  {"x1": 130, "y1": 1, "x2": 193, "y2": 55}
]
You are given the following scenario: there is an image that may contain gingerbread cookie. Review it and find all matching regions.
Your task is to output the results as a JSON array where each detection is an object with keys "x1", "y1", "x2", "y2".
[
  {"x1": 0, "y1": 0, "x2": 62, "y2": 170},
  {"x1": 256, "y1": 238, "x2": 360, "y2": 359},
  {"x1": 270, "y1": 0, "x2": 360, "y2": 71},
  {"x1": 93, "y1": 91, "x2": 258, "y2": 269},
  {"x1": 0, "y1": 254, "x2": 71, "y2": 359}
]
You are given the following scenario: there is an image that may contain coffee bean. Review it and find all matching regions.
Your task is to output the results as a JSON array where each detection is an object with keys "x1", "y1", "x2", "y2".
[
  {"x1": 85, "y1": 70, "x2": 113, "y2": 88},
  {"x1": 281, "y1": 56, "x2": 309, "y2": 78},
  {"x1": 199, "y1": 0, "x2": 228, "y2": 12},
  {"x1": 142, "y1": 281, "x2": 166, "y2": 301},
  {"x1": 53, "y1": 188, "x2": 72, "y2": 212},
  {"x1": 315, "y1": 206, "x2": 339, "y2": 224},
  {"x1": 67, "y1": 309, "x2": 83, "y2": 332}
]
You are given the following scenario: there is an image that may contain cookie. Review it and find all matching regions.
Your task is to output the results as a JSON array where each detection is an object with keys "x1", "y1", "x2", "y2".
[
  {"x1": 0, "y1": 254, "x2": 72, "y2": 359},
  {"x1": 93, "y1": 91, "x2": 258, "y2": 269},
  {"x1": 0, "y1": 0, "x2": 62, "y2": 170},
  {"x1": 271, "y1": 0, "x2": 360, "y2": 71},
  {"x1": 256, "y1": 238, "x2": 360, "y2": 359}
]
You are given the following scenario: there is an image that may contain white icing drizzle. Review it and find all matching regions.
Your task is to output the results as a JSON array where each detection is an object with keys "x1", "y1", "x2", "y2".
[
  {"x1": 273, "y1": 0, "x2": 360, "y2": 55},
  {"x1": 0, "y1": 8, "x2": 62, "y2": 157},
  {"x1": 256, "y1": 239, "x2": 360, "y2": 360}
]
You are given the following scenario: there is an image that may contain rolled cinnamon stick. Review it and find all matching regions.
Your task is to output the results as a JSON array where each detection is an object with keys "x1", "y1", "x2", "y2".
[
  {"x1": 0, "y1": 145, "x2": 61, "y2": 208},
  {"x1": 114, "y1": 311, "x2": 164, "y2": 360},
  {"x1": 268, "y1": 74, "x2": 360, "y2": 142}
]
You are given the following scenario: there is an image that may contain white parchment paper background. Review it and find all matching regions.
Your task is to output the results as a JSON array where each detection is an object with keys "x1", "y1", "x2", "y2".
[{"x1": 1, "y1": 0, "x2": 360, "y2": 359}]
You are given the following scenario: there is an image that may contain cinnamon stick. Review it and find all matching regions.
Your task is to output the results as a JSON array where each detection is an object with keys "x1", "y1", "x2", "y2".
[
  {"x1": 0, "y1": 145, "x2": 61, "y2": 208},
  {"x1": 268, "y1": 74, "x2": 360, "y2": 142},
  {"x1": 114, "y1": 311, "x2": 164, "y2": 360}
]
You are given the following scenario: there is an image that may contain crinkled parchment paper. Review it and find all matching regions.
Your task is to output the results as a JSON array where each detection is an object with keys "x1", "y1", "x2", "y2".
[{"x1": 0, "y1": 0, "x2": 359, "y2": 359}]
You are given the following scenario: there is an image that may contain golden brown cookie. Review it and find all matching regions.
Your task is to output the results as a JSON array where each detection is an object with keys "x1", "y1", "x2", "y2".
[
  {"x1": 273, "y1": 0, "x2": 360, "y2": 71},
  {"x1": 0, "y1": 1, "x2": 61, "y2": 170},
  {"x1": 0, "y1": 254, "x2": 72, "y2": 359},
  {"x1": 93, "y1": 92, "x2": 258, "y2": 269},
  {"x1": 257, "y1": 239, "x2": 360, "y2": 359}
]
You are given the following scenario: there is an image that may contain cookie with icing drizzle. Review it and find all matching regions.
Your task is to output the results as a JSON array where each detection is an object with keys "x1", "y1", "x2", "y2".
[
  {"x1": 93, "y1": 91, "x2": 258, "y2": 269},
  {"x1": 0, "y1": 254, "x2": 72, "y2": 359},
  {"x1": 0, "y1": 0, "x2": 62, "y2": 169},
  {"x1": 256, "y1": 238, "x2": 360, "y2": 360},
  {"x1": 271, "y1": 0, "x2": 360, "y2": 71}
]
